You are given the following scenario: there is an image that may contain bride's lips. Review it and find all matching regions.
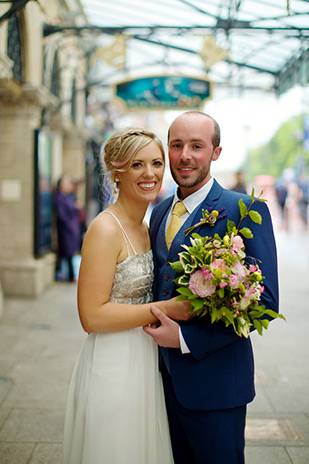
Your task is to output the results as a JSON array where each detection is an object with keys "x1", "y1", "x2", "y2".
[{"x1": 138, "y1": 182, "x2": 157, "y2": 191}]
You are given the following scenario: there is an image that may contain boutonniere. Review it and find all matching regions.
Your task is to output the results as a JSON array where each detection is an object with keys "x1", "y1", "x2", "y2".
[{"x1": 184, "y1": 208, "x2": 227, "y2": 236}]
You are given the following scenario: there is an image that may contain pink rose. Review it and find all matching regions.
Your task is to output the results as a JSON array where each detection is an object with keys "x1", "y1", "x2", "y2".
[
  {"x1": 201, "y1": 267, "x2": 212, "y2": 281},
  {"x1": 219, "y1": 281, "x2": 228, "y2": 288},
  {"x1": 188, "y1": 270, "x2": 216, "y2": 298},
  {"x1": 210, "y1": 259, "x2": 228, "y2": 273},
  {"x1": 229, "y1": 275, "x2": 238, "y2": 287},
  {"x1": 248, "y1": 288, "x2": 257, "y2": 295},
  {"x1": 232, "y1": 235, "x2": 244, "y2": 253},
  {"x1": 214, "y1": 248, "x2": 228, "y2": 257},
  {"x1": 232, "y1": 261, "x2": 247, "y2": 281}
]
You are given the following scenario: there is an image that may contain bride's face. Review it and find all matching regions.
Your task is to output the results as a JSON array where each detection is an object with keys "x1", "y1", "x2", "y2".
[{"x1": 117, "y1": 141, "x2": 164, "y2": 204}]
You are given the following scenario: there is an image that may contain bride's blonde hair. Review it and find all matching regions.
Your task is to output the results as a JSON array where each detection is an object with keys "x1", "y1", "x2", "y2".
[{"x1": 104, "y1": 127, "x2": 165, "y2": 182}]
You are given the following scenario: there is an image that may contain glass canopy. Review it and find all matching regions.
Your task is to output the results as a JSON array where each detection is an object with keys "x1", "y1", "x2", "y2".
[{"x1": 79, "y1": 0, "x2": 309, "y2": 95}]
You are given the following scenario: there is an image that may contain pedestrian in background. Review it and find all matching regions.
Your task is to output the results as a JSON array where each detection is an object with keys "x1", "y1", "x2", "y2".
[
  {"x1": 54, "y1": 175, "x2": 81, "y2": 282},
  {"x1": 276, "y1": 180, "x2": 289, "y2": 229},
  {"x1": 231, "y1": 170, "x2": 247, "y2": 194},
  {"x1": 298, "y1": 173, "x2": 309, "y2": 227}
]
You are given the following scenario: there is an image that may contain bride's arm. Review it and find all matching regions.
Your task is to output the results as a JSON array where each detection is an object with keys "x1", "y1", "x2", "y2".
[{"x1": 77, "y1": 215, "x2": 190, "y2": 334}]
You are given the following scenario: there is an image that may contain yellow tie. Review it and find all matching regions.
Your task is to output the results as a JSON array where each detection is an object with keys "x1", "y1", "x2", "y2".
[{"x1": 166, "y1": 201, "x2": 187, "y2": 249}]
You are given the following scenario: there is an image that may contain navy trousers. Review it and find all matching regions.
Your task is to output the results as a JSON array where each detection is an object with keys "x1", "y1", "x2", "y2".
[{"x1": 162, "y1": 363, "x2": 246, "y2": 464}]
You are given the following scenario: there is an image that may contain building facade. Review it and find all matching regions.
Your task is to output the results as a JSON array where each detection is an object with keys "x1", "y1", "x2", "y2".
[{"x1": 0, "y1": 0, "x2": 89, "y2": 297}]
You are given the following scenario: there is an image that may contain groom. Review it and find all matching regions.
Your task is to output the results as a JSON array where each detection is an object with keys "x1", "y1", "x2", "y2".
[{"x1": 144, "y1": 111, "x2": 279, "y2": 464}]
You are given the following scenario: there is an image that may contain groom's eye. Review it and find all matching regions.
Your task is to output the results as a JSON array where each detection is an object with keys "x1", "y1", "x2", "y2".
[{"x1": 171, "y1": 143, "x2": 182, "y2": 149}]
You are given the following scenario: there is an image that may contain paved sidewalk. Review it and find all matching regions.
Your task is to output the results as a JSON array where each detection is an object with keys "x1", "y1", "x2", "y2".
[{"x1": 0, "y1": 223, "x2": 308, "y2": 463}]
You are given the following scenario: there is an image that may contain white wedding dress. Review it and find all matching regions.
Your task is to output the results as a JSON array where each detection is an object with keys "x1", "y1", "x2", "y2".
[{"x1": 62, "y1": 213, "x2": 174, "y2": 464}]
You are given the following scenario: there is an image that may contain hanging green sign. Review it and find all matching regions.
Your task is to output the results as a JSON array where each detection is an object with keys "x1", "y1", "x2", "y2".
[{"x1": 114, "y1": 75, "x2": 211, "y2": 110}]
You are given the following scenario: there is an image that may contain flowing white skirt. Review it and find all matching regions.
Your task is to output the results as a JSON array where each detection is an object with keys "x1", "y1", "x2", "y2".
[{"x1": 62, "y1": 328, "x2": 174, "y2": 464}]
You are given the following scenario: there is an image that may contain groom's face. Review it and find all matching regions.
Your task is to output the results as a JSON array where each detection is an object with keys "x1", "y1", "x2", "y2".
[{"x1": 168, "y1": 114, "x2": 221, "y2": 199}]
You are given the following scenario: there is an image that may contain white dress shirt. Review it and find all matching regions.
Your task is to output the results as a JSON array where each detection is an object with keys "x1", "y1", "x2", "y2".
[{"x1": 165, "y1": 178, "x2": 214, "y2": 354}]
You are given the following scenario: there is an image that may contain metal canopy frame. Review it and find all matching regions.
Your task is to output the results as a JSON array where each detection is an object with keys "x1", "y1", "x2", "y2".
[{"x1": 71, "y1": 0, "x2": 308, "y2": 96}]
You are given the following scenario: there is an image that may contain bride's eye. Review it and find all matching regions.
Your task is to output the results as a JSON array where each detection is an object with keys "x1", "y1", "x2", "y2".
[
  {"x1": 132, "y1": 162, "x2": 142, "y2": 168},
  {"x1": 153, "y1": 160, "x2": 163, "y2": 166}
]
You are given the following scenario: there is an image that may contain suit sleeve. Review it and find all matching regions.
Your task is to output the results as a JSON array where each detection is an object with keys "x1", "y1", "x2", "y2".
[{"x1": 181, "y1": 200, "x2": 279, "y2": 361}]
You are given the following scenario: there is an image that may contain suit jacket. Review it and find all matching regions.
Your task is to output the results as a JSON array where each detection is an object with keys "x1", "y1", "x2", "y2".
[{"x1": 150, "y1": 179, "x2": 279, "y2": 411}]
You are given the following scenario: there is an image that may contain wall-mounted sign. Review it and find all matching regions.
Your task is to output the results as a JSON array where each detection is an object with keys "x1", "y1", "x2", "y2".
[{"x1": 115, "y1": 75, "x2": 211, "y2": 110}]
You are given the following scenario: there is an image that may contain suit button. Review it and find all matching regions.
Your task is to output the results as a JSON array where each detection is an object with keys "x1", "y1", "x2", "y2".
[
  {"x1": 165, "y1": 275, "x2": 170, "y2": 280},
  {"x1": 163, "y1": 290, "x2": 168, "y2": 296}
]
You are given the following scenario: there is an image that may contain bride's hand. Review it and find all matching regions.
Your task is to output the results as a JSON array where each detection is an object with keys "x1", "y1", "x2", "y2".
[{"x1": 164, "y1": 297, "x2": 194, "y2": 321}]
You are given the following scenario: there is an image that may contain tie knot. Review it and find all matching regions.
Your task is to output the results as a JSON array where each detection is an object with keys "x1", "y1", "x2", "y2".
[{"x1": 172, "y1": 201, "x2": 187, "y2": 218}]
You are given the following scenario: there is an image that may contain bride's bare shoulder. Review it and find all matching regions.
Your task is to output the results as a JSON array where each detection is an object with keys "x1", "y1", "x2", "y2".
[{"x1": 82, "y1": 210, "x2": 122, "y2": 249}]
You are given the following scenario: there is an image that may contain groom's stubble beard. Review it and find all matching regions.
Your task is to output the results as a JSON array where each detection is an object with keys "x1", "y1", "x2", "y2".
[{"x1": 170, "y1": 160, "x2": 212, "y2": 190}]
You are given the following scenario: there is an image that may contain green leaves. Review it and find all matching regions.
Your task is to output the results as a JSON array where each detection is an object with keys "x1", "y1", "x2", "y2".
[
  {"x1": 236, "y1": 191, "x2": 264, "y2": 238},
  {"x1": 249, "y1": 210, "x2": 262, "y2": 224},
  {"x1": 190, "y1": 298, "x2": 204, "y2": 312},
  {"x1": 239, "y1": 198, "x2": 247, "y2": 219},
  {"x1": 177, "y1": 287, "x2": 193, "y2": 297},
  {"x1": 227, "y1": 220, "x2": 236, "y2": 234},
  {"x1": 249, "y1": 309, "x2": 266, "y2": 318},
  {"x1": 250, "y1": 188, "x2": 255, "y2": 202},
  {"x1": 239, "y1": 227, "x2": 253, "y2": 239},
  {"x1": 218, "y1": 287, "x2": 225, "y2": 298},
  {"x1": 264, "y1": 309, "x2": 286, "y2": 321},
  {"x1": 177, "y1": 275, "x2": 190, "y2": 286},
  {"x1": 253, "y1": 319, "x2": 263, "y2": 335},
  {"x1": 221, "y1": 307, "x2": 234, "y2": 325},
  {"x1": 179, "y1": 252, "x2": 198, "y2": 274},
  {"x1": 210, "y1": 307, "x2": 218, "y2": 323},
  {"x1": 170, "y1": 260, "x2": 183, "y2": 273}
]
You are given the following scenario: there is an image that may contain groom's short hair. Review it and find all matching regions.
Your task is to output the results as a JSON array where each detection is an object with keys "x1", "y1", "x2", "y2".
[{"x1": 167, "y1": 111, "x2": 221, "y2": 149}]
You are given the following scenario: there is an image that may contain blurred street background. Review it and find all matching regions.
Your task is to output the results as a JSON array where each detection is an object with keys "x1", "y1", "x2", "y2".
[{"x1": 0, "y1": 0, "x2": 308, "y2": 463}]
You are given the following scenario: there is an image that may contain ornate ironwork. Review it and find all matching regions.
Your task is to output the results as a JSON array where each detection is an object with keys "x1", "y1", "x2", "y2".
[
  {"x1": 50, "y1": 54, "x2": 60, "y2": 97},
  {"x1": 7, "y1": 12, "x2": 22, "y2": 83}
]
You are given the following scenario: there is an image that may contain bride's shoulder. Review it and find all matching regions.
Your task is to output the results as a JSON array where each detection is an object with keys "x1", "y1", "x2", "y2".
[{"x1": 83, "y1": 210, "x2": 122, "y2": 247}]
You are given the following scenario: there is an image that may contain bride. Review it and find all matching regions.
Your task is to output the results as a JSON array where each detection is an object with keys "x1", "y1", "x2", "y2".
[{"x1": 62, "y1": 127, "x2": 191, "y2": 464}]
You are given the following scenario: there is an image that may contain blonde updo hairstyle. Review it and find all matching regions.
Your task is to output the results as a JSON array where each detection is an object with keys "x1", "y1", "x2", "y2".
[{"x1": 104, "y1": 127, "x2": 165, "y2": 184}]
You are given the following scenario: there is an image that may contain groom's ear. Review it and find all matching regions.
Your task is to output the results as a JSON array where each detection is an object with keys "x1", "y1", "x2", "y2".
[{"x1": 212, "y1": 146, "x2": 222, "y2": 161}]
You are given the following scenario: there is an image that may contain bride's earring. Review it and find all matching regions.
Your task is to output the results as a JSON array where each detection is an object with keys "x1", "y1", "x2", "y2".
[{"x1": 113, "y1": 177, "x2": 119, "y2": 195}]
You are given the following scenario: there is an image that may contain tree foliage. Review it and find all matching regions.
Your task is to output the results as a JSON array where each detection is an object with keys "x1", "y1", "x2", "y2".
[{"x1": 242, "y1": 114, "x2": 308, "y2": 181}]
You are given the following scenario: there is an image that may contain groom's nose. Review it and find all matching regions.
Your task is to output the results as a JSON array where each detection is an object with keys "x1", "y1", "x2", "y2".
[{"x1": 179, "y1": 144, "x2": 192, "y2": 161}]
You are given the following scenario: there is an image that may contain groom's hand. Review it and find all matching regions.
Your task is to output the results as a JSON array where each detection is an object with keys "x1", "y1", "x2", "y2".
[{"x1": 143, "y1": 305, "x2": 180, "y2": 348}]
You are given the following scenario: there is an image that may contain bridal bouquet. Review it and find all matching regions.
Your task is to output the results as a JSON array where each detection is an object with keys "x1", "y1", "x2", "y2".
[{"x1": 170, "y1": 190, "x2": 285, "y2": 338}]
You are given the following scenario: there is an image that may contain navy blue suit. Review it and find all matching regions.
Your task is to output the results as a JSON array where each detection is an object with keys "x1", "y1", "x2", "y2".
[{"x1": 150, "y1": 179, "x2": 279, "y2": 463}]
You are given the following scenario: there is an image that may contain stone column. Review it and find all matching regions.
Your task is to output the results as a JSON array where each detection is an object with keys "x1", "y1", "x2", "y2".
[{"x1": 0, "y1": 92, "x2": 56, "y2": 296}]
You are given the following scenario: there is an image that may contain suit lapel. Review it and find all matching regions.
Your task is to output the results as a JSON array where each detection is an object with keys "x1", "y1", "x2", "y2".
[
  {"x1": 190, "y1": 179, "x2": 224, "y2": 233},
  {"x1": 150, "y1": 197, "x2": 173, "y2": 242}
]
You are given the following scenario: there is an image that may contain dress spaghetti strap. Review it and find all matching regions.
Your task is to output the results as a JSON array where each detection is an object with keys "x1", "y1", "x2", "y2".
[{"x1": 102, "y1": 211, "x2": 137, "y2": 257}]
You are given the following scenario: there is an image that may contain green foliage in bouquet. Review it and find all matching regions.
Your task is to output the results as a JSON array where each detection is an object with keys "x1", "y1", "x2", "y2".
[{"x1": 170, "y1": 189, "x2": 285, "y2": 338}]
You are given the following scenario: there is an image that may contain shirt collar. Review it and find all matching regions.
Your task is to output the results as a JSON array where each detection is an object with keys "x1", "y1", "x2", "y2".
[{"x1": 173, "y1": 177, "x2": 214, "y2": 214}]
